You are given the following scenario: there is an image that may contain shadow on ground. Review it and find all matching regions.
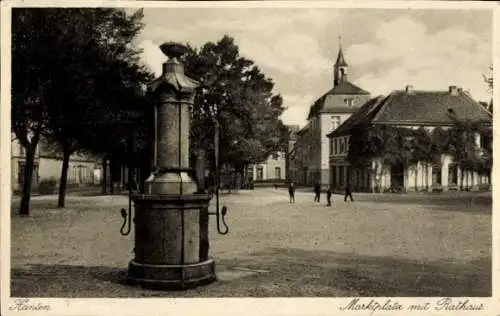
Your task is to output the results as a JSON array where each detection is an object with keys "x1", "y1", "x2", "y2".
[{"x1": 11, "y1": 248, "x2": 490, "y2": 298}]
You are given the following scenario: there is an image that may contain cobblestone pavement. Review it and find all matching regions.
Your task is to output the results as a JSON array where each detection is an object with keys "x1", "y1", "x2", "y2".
[{"x1": 10, "y1": 188, "x2": 491, "y2": 297}]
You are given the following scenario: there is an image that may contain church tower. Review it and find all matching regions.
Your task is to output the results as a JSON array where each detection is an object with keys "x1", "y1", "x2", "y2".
[{"x1": 333, "y1": 37, "x2": 348, "y2": 87}]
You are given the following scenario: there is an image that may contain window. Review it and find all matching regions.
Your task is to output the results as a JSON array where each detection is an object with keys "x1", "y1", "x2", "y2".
[
  {"x1": 275, "y1": 167, "x2": 281, "y2": 179},
  {"x1": 334, "y1": 138, "x2": 338, "y2": 155},
  {"x1": 340, "y1": 138, "x2": 345, "y2": 154},
  {"x1": 331, "y1": 116, "x2": 341, "y2": 131},
  {"x1": 339, "y1": 166, "x2": 345, "y2": 186},
  {"x1": 481, "y1": 134, "x2": 492, "y2": 151},
  {"x1": 247, "y1": 166, "x2": 254, "y2": 180},
  {"x1": 70, "y1": 166, "x2": 76, "y2": 184},
  {"x1": 432, "y1": 164, "x2": 442, "y2": 185},
  {"x1": 329, "y1": 138, "x2": 333, "y2": 155},
  {"x1": 257, "y1": 166, "x2": 264, "y2": 180},
  {"x1": 344, "y1": 98, "x2": 354, "y2": 107}
]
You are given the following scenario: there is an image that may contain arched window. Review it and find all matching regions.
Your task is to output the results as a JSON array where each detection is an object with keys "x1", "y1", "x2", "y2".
[{"x1": 275, "y1": 167, "x2": 281, "y2": 179}]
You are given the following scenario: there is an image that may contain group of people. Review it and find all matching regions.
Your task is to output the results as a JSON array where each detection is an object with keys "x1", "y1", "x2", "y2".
[{"x1": 288, "y1": 180, "x2": 354, "y2": 205}]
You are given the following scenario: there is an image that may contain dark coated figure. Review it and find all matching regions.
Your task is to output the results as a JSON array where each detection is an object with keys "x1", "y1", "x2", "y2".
[
  {"x1": 326, "y1": 187, "x2": 332, "y2": 206},
  {"x1": 314, "y1": 181, "x2": 321, "y2": 202},
  {"x1": 344, "y1": 180, "x2": 354, "y2": 202},
  {"x1": 288, "y1": 182, "x2": 296, "y2": 203}
]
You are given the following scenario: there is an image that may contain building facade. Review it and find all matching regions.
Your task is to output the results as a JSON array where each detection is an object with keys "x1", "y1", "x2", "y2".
[
  {"x1": 327, "y1": 85, "x2": 493, "y2": 192},
  {"x1": 11, "y1": 137, "x2": 101, "y2": 193},
  {"x1": 291, "y1": 44, "x2": 371, "y2": 187},
  {"x1": 247, "y1": 150, "x2": 287, "y2": 182}
]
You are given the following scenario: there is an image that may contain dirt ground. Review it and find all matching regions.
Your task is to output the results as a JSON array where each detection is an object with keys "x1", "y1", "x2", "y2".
[{"x1": 10, "y1": 189, "x2": 491, "y2": 297}]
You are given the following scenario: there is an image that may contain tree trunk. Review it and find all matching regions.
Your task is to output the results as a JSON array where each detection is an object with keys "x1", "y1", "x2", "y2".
[
  {"x1": 102, "y1": 158, "x2": 108, "y2": 195},
  {"x1": 19, "y1": 145, "x2": 37, "y2": 216},
  {"x1": 110, "y1": 160, "x2": 115, "y2": 195},
  {"x1": 460, "y1": 164, "x2": 464, "y2": 191},
  {"x1": 57, "y1": 147, "x2": 71, "y2": 208},
  {"x1": 242, "y1": 164, "x2": 248, "y2": 188}
]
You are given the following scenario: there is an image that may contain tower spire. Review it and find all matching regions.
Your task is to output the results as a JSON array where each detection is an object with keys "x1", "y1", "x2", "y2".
[
  {"x1": 333, "y1": 36, "x2": 348, "y2": 87},
  {"x1": 335, "y1": 36, "x2": 348, "y2": 67}
]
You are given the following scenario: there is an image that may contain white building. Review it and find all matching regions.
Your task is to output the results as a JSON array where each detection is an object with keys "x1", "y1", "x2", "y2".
[
  {"x1": 291, "y1": 43, "x2": 371, "y2": 187},
  {"x1": 327, "y1": 85, "x2": 492, "y2": 192},
  {"x1": 11, "y1": 136, "x2": 101, "y2": 193},
  {"x1": 247, "y1": 150, "x2": 287, "y2": 182}
]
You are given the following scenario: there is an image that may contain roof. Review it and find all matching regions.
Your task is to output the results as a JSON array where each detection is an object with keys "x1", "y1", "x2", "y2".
[
  {"x1": 307, "y1": 81, "x2": 370, "y2": 119},
  {"x1": 372, "y1": 89, "x2": 492, "y2": 124},
  {"x1": 329, "y1": 80, "x2": 370, "y2": 95},
  {"x1": 327, "y1": 95, "x2": 386, "y2": 137},
  {"x1": 328, "y1": 88, "x2": 493, "y2": 137},
  {"x1": 296, "y1": 125, "x2": 309, "y2": 136}
]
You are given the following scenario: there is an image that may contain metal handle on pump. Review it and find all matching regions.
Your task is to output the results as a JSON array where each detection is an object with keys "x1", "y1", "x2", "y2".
[
  {"x1": 119, "y1": 194, "x2": 132, "y2": 236},
  {"x1": 210, "y1": 184, "x2": 229, "y2": 235},
  {"x1": 119, "y1": 129, "x2": 136, "y2": 237},
  {"x1": 208, "y1": 118, "x2": 229, "y2": 235}
]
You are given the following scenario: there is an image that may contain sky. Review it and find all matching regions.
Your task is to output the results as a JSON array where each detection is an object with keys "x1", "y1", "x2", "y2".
[{"x1": 134, "y1": 7, "x2": 493, "y2": 128}]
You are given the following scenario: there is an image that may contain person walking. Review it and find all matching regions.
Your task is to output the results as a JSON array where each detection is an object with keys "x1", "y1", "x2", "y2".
[
  {"x1": 344, "y1": 180, "x2": 354, "y2": 202},
  {"x1": 326, "y1": 186, "x2": 332, "y2": 206},
  {"x1": 314, "y1": 181, "x2": 321, "y2": 203},
  {"x1": 288, "y1": 181, "x2": 296, "y2": 203}
]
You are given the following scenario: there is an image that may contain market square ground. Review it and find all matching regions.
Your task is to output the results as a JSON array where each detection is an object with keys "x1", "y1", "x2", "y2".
[{"x1": 10, "y1": 188, "x2": 491, "y2": 297}]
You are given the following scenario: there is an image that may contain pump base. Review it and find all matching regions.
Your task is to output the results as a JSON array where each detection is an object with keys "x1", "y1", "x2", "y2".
[{"x1": 127, "y1": 259, "x2": 216, "y2": 291}]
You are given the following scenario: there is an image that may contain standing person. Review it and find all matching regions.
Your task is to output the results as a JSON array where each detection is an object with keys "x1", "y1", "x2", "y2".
[
  {"x1": 288, "y1": 181, "x2": 296, "y2": 203},
  {"x1": 344, "y1": 180, "x2": 354, "y2": 202},
  {"x1": 314, "y1": 181, "x2": 321, "y2": 203},
  {"x1": 326, "y1": 186, "x2": 332, "y2": 206}
]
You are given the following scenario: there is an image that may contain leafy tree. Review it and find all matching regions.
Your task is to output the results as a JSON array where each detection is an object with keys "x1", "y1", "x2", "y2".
[
  {"x1": 347, "y1": 114, "x2": 491, "y2": 192},
  {"x1": 12, "y1": 9, "x2": 54, "y2": 215},
  {"x1": 347, "y1": 124, "x2": 393, "y2": 192},
  {"x1": 405, "y1": 127, "x2": 434, "y2": 190},
  {"x1": 483, "y1": 65, "x2": 493, "y2": 113},
  {"x1": 13, "y1": 8, "x2": 153, "y2": 212},
  {"x1": 182, "y1": 36, "x2": 286, "y2": 185},
  {"x1": 445, "y1": 119, "x2": 486, "y2": 190}
]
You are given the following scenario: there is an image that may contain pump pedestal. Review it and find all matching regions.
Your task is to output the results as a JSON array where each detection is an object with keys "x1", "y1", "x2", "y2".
[{"x1": 126, "y1": 42, "x2": 215, "y2": 290}]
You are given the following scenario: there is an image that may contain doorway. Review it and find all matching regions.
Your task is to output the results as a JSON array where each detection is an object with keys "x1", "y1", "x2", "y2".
[{"x1": 390, "y1": 162, "x2": 404, "y2": 188}]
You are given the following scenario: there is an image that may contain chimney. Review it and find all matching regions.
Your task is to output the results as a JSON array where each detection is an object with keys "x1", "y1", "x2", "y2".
[
  {"x1": 457, "y1": 87, "x2": 463, "y2": 93},
  {"x1": 449, "y1": 85, "x2": 458, "y2": 96},
  {"x1": 405, "y1": 85, "x2": 414, "y2": 94}
]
